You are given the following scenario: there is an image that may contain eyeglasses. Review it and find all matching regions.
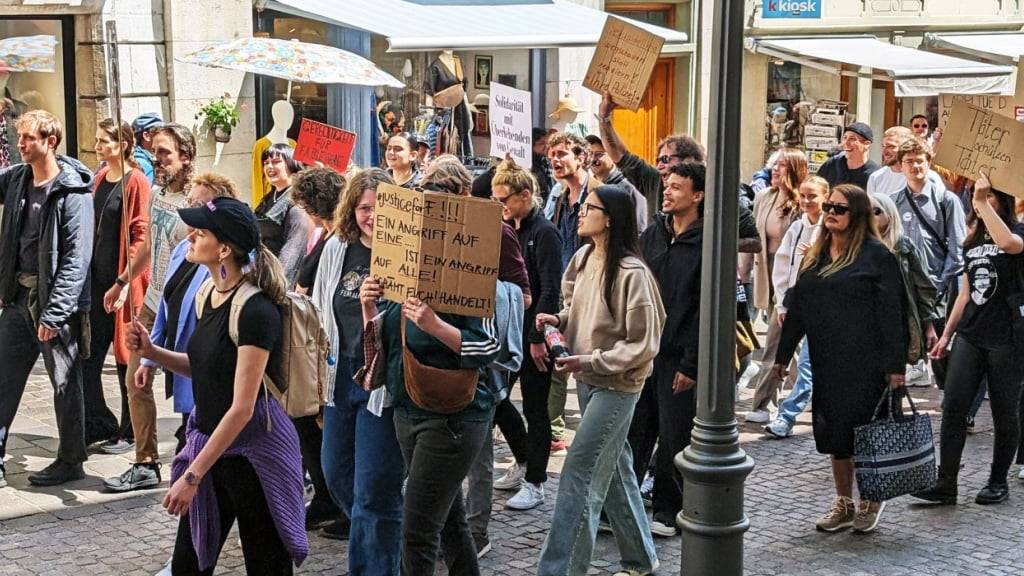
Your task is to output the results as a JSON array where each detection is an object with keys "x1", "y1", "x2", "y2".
[
  {"x1": 822, "y1": 202, "x2": 850, "y2": 216},
  {"x1": 492, "y1": 194, "x2": 514, "y2": 205},
  {"x1": 872, "y1": 207, "x2": 883, "y2": 216},
  {"x1": 656, "y1": 154, "x2": 683, "y2": 165},
  {"x1": 579, "y1": 202, "x2": 608, "y2": 217}
]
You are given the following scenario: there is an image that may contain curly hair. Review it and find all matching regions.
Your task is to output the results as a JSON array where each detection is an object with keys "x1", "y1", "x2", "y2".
[
  {"x1": 658, "y1": 134, "x2": 704, "y2": 163},
  {"x1": 292, "y1": 167, "x2": 346, "y2": 226},
  {"x1": 547, "y1": 132, "x2": 587, "y2": 157},
  {"x1": 337, "y1": 167, "x2": 393, "y2": 243}
]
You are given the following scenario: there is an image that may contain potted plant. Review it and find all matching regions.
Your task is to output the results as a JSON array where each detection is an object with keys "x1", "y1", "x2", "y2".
[{"x1": 195, "y1": 93, "x2": 240, "y2": 143}]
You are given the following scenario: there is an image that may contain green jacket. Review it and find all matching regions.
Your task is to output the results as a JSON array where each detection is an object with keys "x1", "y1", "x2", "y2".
[
  {"x1": 381, "y1": 303, "x2": 501, "y2": 421},
  {"x1": 896, "y1": 235, "x2": 940, "y2": 363}
]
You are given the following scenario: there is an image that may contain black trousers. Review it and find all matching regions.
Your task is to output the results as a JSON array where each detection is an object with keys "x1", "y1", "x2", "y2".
[
  {"x1": 0, "y1": 297, "x2": 86, "y2": 464},
  {"x1": 940, "y1": 338, "x2": 1024, "y2": 486},
  {"x1": 650, "y1": 356, "x2": 696, "y2": 520},
  {"x1": 493, "y1": 355, "x2": 553, "y2": 485},
  {"x1": 171, "y1": 456, "x2": 293, "y2": 575},
  {"x1": 395, "y1": 413, "x2": 490, "y2": 576},
  {"x1": 82, "y1": 284, "x2": 132, "y2": 444},
  {"x1": 627, "y1": 373, "x2": 659, "y2": 488},
  {"x1": 292, "y1": 414, "x2": 340, "y2": 511}
]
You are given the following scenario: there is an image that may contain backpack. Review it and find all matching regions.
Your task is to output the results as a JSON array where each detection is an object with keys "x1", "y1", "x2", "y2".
[{"x1": 195, "y1": 279, "x2": 329, "y2": 420}]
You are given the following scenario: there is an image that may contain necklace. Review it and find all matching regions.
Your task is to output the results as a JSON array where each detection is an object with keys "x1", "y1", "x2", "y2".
[{"x1": 214, "y1": 278, "x2": 244, "y2": 294}]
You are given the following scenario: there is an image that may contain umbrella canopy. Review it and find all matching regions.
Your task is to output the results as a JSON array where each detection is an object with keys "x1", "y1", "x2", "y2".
[
  {"x1": 176, "y1": 37, "x2": 404, "y2": 88},
  {"x1": 0, "y1": 35, "x2": 57, "y2": 73}
]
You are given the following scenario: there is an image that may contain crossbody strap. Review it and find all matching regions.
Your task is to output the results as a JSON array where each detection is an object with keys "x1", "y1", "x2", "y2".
[{"x1": 903, "y1": 188, "x2": 949, "y2": 258}]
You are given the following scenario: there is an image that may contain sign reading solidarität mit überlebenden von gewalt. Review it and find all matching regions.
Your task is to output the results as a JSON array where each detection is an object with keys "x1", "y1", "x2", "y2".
[
  {"x1": 370, "y1": 183, "x2": 502, "y2": 317},
  {"x1": 489, "y1": 82, "x2": 533, "y2": 169},
  {"x1": 762, "y1": 0, "x2": 821, "y2": 18}
]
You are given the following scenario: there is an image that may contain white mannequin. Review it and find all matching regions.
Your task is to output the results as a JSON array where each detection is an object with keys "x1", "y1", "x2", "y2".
[
  {"x1": 438, "y1": 50, "x2": 461, "y2": 79},
  {"x1": 551, "y1": 110, "x2": 579, "y2": 133},
  {"x1": 265, "y1": 99, "x2": 293, "y2": 145}
]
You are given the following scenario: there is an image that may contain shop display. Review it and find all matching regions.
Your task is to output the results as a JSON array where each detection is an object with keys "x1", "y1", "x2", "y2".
[{"x1": 801, "y1": 99, "x2": 848, "y2": 174}]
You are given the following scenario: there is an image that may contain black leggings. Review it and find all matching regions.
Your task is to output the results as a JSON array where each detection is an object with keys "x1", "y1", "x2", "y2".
[
  {"x1": 940, "y1": 337, "x2": 1024, "y2": 486},
  {"x1": 171, "y1": 456, "x2": 293, "y2": 575}
]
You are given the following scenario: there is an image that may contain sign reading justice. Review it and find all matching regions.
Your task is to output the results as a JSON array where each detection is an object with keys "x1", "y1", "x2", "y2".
[
  {"x1": 583, "y1": 16, "x2": 664, "y2": 111},
  {"x1": 370, "y1": 184, "x2": 503, "y2": 317},
  {"x1": 933, "y1": 99, "x2": 1024, "y2": 199}
]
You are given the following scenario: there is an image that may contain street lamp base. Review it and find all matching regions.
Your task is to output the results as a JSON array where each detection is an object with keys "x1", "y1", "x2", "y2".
[{"x1": 676, "y1": 419, "x2": 755, "y2": 575}]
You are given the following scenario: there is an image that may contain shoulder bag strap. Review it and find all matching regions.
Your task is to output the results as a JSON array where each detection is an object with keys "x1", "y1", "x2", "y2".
[
  {"x1": 903, "y1": 188, "x2": 949, "y2": 258},
  {"x1": 194, "y1": 279, "x2": 215, "y2": 320}
]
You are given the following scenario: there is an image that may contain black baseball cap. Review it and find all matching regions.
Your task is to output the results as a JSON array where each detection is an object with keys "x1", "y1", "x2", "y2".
[
  {"x1": 178, "y1": 197, "x2": 260, "y2": 254},
  {"x1": 844, "y1": 122, "x2": 874, "y2": 143}
]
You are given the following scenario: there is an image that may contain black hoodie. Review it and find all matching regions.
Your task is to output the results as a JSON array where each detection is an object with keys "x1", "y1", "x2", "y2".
[
  {"x1": 640, "y1": 213, "x2": 702, "y2": 380},
  {"x1": 0, "y1": 155, "x2": 94, "y2": 329}
]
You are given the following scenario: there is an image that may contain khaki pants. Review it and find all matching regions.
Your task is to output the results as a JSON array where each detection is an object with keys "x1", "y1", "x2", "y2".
[
  {"x1": 751, "y1": 307, "x2": 797, "y2": 412},
  {"x1": 127, "y1": 305, "x2": 159, "y2": 463}
]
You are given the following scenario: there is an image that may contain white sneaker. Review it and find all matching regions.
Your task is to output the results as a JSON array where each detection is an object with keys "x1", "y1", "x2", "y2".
[
  {"x1": 906, "y1": 362, "x2": 931, "y2": 387},
  {"x1": 1018, "y1": 467, "x2": 1024, "y2": 482},
  {"x1": 763, "y1": 417, "x2": 793, "y2": 438},
  {"x1": 506, "y1": 482, "x2": 545, "y2": 510},
  {"x1": 613, "y1": 559, "x2": 659, "y2": 576},
  {"x1": 154, "y1": 558, "x2": 172, "y2": 576},
  {"x1": 494, "y1": 463, "x2": 526, "y2": 490},
  {"x1": 745, "y1": 409, "x2": 770, "y2": 424},
  {"x1": 650, "y1": 517, "x2": 677, "y2": 537}
]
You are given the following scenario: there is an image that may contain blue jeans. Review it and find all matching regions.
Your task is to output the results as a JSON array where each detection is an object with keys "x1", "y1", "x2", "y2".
[
  {"x1": 538, "y1": 381, "x2": 658, "y2": 576},
  {"x1": 321, "y1": 356, "x2": 404, "y2": 576},
  {"x1": 777, "y1": 340, "x2": 812, "y2": 426}
]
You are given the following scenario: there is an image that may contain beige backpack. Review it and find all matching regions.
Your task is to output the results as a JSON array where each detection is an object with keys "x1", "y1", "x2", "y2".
[{"x1": 195, "y1": 280, "x2": 328, "y2": 421}]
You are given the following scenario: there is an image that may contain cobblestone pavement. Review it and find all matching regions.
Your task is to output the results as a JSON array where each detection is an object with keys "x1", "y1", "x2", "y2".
[{"x1": 2, "y1": 357, "x2": 1024, "y2": 575}]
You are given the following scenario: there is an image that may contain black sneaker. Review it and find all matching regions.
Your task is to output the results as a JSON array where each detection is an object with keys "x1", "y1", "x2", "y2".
[
  {"x1": 99, "y1": 438, "x2": 135, "y2": 455},
  {"x1": 910, "y1": 483, "x2": 957, "y2": 505},
  {"x1": 305, "y1": 498, "x2": 341, "y2": 530},
  {"x1": 103, "y1": 463, "x2": 161, "y2": 492},
  {"x1": 320, "y1": 517, "x2": 350, "y2": 540},
  {"x1": 975, "y1": 483, "x2": 1009, "y2": 505},
  {"x1": 473, "y1": 533, "x2": 491, "y2": 559},
  {"x1": 966, "y1": 417, "x2": 976, "y2": 435},
  {"x1": 0, "y1": 461, "x2": 7, "y2": 489},
  {"x1": 28, "y1": 459, "x2": 85, "y2": 486}
]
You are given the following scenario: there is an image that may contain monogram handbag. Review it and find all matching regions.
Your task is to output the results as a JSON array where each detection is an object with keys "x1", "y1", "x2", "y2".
[
  {"x1": 854, "y1": 387, "x2": 936, "y2": 502},
  {"x1": 401, "y1": 320, "x2": 478, "y2": 414}
]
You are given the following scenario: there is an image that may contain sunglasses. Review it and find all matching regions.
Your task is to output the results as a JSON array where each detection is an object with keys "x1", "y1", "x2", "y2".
[
  {"x1": 911, "y1": 124, "x2": 928, "y2": 129},
  {"x1": 822, "y1": 202, "x2": 850, "y2": 216},
  {"x1": 656, "y1": 154, "x2": 683, "y2": 165},
  {"x1": 492, "y1": 194, "x2": 514, "y2": 205}
]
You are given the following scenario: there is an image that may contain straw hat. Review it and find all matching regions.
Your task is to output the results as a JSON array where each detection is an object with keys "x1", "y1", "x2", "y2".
[
  {"x1": 549, "y1": 96, "x2": 584, "y2": 120},
  {"x1": 469, "y1": 93, "x2": 489, "y2": 113}
]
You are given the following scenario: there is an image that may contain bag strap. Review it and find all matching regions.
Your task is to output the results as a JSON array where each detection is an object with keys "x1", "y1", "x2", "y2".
[
  {"x1": 903, "y1": 187, "x2": 949, "y2": 258},
  {"x1": 870, "y1": 387, "x2": 893, "y2": 421},
  {"x1": 194, "y1": 278, "x2": 215, "y2": 319}
]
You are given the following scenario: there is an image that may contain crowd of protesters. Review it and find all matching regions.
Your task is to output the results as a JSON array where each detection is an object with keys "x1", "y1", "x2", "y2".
[{"x1": 0, "y1": 94, "x2": 1023, "y2": 576}]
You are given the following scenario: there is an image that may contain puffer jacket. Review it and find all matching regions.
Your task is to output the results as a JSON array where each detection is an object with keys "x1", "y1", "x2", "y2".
[{"x1": 0, "y1": 155, "x2": 94, "y2": 329}]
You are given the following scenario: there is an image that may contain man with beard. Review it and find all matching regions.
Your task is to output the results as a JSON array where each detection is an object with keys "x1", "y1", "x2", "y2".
[
  {"x1": 866, "y1": 126, "x2": 945, "y2": 197},
  {"x1": 104, "y1": 123, "x2": 196, "y2": 492},
  {"x1": 0, "y1": 110, "x2": 94, "y2": 487}
]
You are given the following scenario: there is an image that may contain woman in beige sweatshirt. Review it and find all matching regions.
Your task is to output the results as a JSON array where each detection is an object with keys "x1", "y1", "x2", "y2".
[{"x1": 535, "y1": 185, "x2": 665, "y2": 576}]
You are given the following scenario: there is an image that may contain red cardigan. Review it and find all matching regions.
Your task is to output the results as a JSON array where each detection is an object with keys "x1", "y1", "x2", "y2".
[{"x1": 93, "y1": 166, "x2": 151, "y2": 364}]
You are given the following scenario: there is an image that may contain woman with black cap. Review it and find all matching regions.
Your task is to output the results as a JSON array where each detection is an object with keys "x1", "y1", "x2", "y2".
[{"x1": 127, "y1": 196, "x2": 308, "y2": 574}]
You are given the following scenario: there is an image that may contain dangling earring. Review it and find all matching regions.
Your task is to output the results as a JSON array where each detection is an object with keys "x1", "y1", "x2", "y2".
[{"x1": 219, "y1": 258, "x2": 227, "y2": 280}]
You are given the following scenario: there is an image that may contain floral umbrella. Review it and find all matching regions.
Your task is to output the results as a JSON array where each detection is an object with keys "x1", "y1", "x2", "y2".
[
  {"x1": 176, "y1": 37, "x2": 404, "y2": 88},
  {"x1": 0, "y1": 35, "x2": 57, "y2": 73}
]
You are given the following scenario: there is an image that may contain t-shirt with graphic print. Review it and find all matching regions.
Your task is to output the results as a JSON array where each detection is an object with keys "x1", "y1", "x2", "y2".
[
  {"x1": 332, "y1": 240, "x2": 371, "y2": 360},
  {"x1": 957, "y1": 222, "x2": 1024, "y2": 349},
  {"x1": 144, "y1": 186, "x2": 190, "y2": 312}
]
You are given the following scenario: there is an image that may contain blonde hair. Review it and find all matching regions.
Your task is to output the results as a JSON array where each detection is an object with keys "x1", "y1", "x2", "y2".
[
  {"x1": 883, "y1": 126, "x2": 914, "y2": 140},
  {"x1": 244, "y1": 247, "x2": 288, "y2": 305},
  {"x1": 870, "y1": 192, "x2": 904, "y2": 251},
  {"x1": 801, "y1": 175, "x2": 829, "y2": 197},
  {"x1": 190, "y1": 172, "x2": 240, "y2": 200},
  {"x1": 422, "y1": 155, "x2": 472, "y2": 196},
  {"x1": 16, "y1": 109, "x2": 63, "y2": 147},
  {"x1": 492, "y1": 158, "x2": 540, "y2": 207}
]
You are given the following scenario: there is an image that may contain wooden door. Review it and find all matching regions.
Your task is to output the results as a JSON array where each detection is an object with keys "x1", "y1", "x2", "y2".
[{"x1": 611, "y1": 58, "x2": 675, "y2": 163}]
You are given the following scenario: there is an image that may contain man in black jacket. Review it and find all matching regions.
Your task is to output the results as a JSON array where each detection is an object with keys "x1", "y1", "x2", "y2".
[
  {"x1": 0, "y1": 110, "x2": 94, "y2": 487},
  {"x1": 636, "y1": 162, "x2": 705, "y2": 536}
]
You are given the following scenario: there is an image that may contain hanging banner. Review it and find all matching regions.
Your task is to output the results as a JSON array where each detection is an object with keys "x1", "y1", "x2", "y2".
[
  {"x1": 933, "y1": 99, "x2": 1024, "y2": 199},
  {"x1": 583, "y1": 16, "x2": 664, "y2": 111},
  {"x1": 489, "y1": 82, "x2": 533, "y2": 169},
  {"x1": 294, "y1": 118, "x2": 357, "y2": 173},
  {"x1": 370, "y1": 183, "x2": 503, "y2": 317}
]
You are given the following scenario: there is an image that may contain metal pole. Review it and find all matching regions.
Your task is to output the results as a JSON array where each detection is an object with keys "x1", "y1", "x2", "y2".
[
  {"x1": 105, "y1": 21, "x2": 135, "y2": 320},
  {"x1": 529, "y1": 48, "x2": 547, "y2": 128},
  {"x1": 676, "y1": 0, "x2": 754, "y2": 573}
]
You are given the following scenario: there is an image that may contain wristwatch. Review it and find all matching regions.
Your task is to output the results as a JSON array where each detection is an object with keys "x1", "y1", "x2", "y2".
[
  {"x1": 184, "y1": 470, "x2": 202, "y2": 487},
  {"x1": 115, "y1": 277, "x2": 128, "y2": 287}
]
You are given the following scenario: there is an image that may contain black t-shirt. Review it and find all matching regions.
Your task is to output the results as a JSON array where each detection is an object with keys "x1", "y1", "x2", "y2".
[
  {"x1": 17, "y1": 183, "x2": 49, "y2": 275},
  {"x1": 333, "y1": 241, "x2": 371, "y2": 359},
  {"x1": 957, "y1": 223, "x2": 1024, "y2": 349},
  {"x1": 92, "y1": 178, "x2": 122, "y2": 287},
  {"x1": 162, "y1": 259, "x2": 199, "y2": 397},
  {"x1": 296, "y1": 232, "x2": 331, "y2": 291},
  {"x1": 817, "y1": 154, "x2": 880, "y2": 190},
  {"x1": 188, "y1": 290, "x2": 281, "y2": 435}
]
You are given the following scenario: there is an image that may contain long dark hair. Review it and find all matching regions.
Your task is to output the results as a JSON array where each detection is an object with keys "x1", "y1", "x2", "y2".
[
  {"x1": 581, "y1": 184, "x2": 643, "y2": 317},
  {"x1": 801, "y1": 184, "x2": 878, "y2": 277},
  {"x1": 965, "y1": 187, "x2": 1017, "y2": 249}
]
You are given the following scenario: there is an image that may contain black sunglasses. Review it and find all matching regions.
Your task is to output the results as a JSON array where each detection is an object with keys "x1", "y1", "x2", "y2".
[
  {"x1": 822, "y1": 202, "x2": 850, "y2": 216},
  {"x1": 656, "y1": 154, "x2": 683, "y2": 164}
]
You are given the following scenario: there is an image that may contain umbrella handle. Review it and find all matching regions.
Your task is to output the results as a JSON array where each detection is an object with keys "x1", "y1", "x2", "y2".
[{"x1": 286, "y1": 80, "x2": 292, "y2": 103}]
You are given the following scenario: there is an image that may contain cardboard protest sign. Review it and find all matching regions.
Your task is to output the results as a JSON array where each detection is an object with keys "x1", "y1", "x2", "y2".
[
  {"x1": 489, "y1": 82, "x2": 533, "y2": 169},
  {"x1": 370, "y1": 183, "x2": 503, "y2": 317},
  {"x1": 937, "y1": 94, "x2": 1014, "y2": 131},
  {"x1": 933, "y1": 99, "x2": 1024, "y2": 199},
  {"x1": 583, "y1": 16, "x2": 664, "y2": 111},
  {"x1": 294, "y1": 118, "x2": 356, "y2": 173}
]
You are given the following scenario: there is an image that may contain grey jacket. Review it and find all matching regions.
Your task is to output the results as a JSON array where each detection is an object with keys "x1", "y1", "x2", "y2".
[{"x1": 0, "y1": 156, "x2": 94, "y2": 329}]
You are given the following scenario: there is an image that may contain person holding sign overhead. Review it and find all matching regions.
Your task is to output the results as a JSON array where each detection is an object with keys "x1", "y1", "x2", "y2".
[
  {"x1": 360, "y1": 160, "x2": 501, "y2": 574},
  {"x1": 536, "y1": 185, "x2": 664, "y2": 576},
  {"x1": 913, "y1": 171, "x2": 1024, "y2": 507}
]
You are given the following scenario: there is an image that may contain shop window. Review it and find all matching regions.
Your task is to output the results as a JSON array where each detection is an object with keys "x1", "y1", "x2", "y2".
[
  {"x1": 767, "y1": 61, "x2": 802, "y2": 103},
  {"x1": 0, "y1": 17, "x2": 74, "y2": 158},
  {"x1": 606, "y1": 3, "x2": 676, "y2": 28}
]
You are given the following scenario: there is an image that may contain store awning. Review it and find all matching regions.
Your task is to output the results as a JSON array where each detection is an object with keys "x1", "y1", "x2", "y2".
[
  {"x1": 922, "y1": 32, "x2": 1024, "y2": 65},
  {"x1": 746, "y1": 36, "x2": 1014, "y2": 97},
  {"x1": 265, "y1": 0, "x2": 689, "y2": 52}
]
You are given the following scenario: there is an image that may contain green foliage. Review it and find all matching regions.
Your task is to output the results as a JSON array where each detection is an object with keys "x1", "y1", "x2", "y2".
[{"x1": 194, "y1": 93, "x2": 240, "y2": 135}]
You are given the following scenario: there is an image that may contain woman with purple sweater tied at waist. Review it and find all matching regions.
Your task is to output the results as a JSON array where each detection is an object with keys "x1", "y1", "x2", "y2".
[{"x1": 127, "y1": 196, "x2": 307, "y2": 575}]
